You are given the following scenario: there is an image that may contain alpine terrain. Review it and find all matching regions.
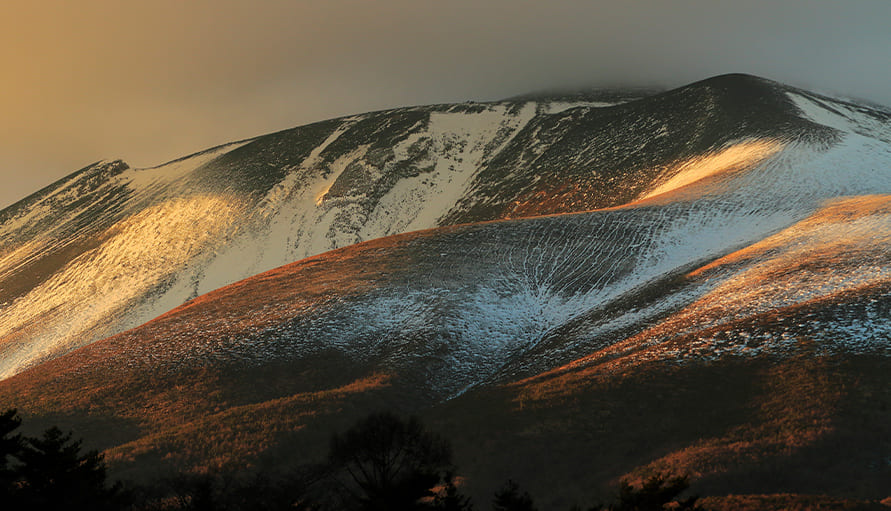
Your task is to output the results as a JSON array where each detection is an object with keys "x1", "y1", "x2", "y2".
[{"x1": 1, "y1": 74, "x2": 889, "y2": 508}]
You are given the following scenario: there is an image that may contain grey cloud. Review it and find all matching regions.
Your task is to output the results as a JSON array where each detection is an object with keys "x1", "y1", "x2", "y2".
[{"x1": 2, "y1": 0, "x2": 890, "y2": 209}]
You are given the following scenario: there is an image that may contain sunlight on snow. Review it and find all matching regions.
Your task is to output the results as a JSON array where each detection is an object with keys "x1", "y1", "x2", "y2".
[
  {"x1": 0, "y1": 195, "x2": 238, "y2": 378},
  {"x1": 643, "y1": 139, "x2": 785, "y2": 199},
  {"x1": 673, "y1": 195, "x2": 891, "y2": 335}
]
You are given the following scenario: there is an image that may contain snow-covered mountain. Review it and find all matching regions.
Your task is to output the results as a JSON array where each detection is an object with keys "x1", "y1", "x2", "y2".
[
  {"x1": 0, "y1": 74, "x2": 843, "y2": 379},
  {"x1": 1, "y1": 74, "x2": 890, "y2": 506},
  {"x1": 9, "y1": 75, "x2": 891, "y2": 387},
  {"x1": 3, "y1": 93, "x2": 646, "y2": 378}
]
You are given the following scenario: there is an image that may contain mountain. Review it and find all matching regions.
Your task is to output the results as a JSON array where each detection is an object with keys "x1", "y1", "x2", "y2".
[
  {"x1": 2, "y1": 87, "x2": 683, "y2": 378},
  {"x1": 0, "y1": 93, "x2": 639, "y2": 378},
  {"x1": 1, "y1": 74, "x2": 890, "y2": 508}
]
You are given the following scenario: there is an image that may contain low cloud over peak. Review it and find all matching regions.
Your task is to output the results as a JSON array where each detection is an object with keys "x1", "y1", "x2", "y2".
[{"x1": 2, "y1": 0, "x2": 890, "y2": 209}]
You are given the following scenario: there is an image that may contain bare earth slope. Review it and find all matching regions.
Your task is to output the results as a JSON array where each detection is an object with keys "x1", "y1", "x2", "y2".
[{"x1": 1, "y1": 74, "x2": 890, "y2": 508}]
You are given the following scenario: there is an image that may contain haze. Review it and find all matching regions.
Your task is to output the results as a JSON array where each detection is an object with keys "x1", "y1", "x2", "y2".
[{"x1": 2, "y1": 0, "x2": 890, "y2": 210}]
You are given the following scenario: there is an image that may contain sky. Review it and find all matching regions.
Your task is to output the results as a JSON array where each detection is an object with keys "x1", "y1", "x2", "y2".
[{"x1": 2, "y1": 1, "x2": 890, "y2": 210}]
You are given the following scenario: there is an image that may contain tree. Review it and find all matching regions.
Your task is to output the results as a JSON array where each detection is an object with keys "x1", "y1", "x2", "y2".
[
  {"x1": 492, "y1": 479, "x2": 537, "y2": 511},
  {"x1": 15, "y1": 426, "x2": 124, "y2": 511},
  {"x1": 0, "y1": 408, "x2": 23, "y2": 499},
  {"x1": 328, "y1": 411, "x2": 453, "y2": 510},
  {"x1": 434, "y1": 472, "x2": 474, "y2": 511},
  {"x1": 610, "y1": 473, "x2": 701, "y2": 511}
]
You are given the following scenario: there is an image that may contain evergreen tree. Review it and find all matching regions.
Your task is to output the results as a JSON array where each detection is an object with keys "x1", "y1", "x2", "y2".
[
  {"x1": 434, "y1": 472, "x2": 474, "y2": 511},
  {"x1": 610, "y1": 473, "x2": 701, "y2": 511},
  {"x1": 0, "y1": 408, "x2": 23, "y2": 500},
  {"x1": 15, "y1": 426, "x2": 123, "y2": 511}
]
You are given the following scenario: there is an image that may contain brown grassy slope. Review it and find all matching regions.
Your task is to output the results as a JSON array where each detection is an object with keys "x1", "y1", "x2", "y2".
[
  {"x1": 0, "y1": 322, "x2": 887, "y2": 510},
  {"x1": 0, "y1": 232, "x2": 443, "y2": 474},
  {"x1": 0, "y1": 199, "x2": 889, "y2": 507},
  {"x1": 0, "y1": 228, "x2": 425, "y2": 395},
  {"x1": 423, "y1": 352, "x2": 891, "y2": 510}
]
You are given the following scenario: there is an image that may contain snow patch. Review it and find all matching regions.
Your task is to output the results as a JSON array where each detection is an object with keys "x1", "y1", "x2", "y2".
[
  {"x1": 122, "y1": 140, "x2": 252, "y2": 191},
  {"x1": 642, "y1": 139, "x2": 785, "y2": 199},
  {"x1": 0, "y1": 195, "x2": 239, "y2": 378}
]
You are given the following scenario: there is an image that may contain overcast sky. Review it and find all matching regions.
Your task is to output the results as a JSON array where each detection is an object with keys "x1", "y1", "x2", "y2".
[{"x1": 2, "y1": 0, "x2": 890, "y2": 210}]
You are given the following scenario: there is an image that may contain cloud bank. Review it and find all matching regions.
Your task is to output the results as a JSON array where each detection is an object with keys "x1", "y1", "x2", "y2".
[{"x1": 2, "y1": 0, "x2": 890, "y2": 209}]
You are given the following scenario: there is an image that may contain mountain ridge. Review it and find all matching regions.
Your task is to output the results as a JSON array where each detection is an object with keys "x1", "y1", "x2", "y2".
[
  {"x1": 0, "y1": 72, "x2": 846, "y2": 378},
  {"x1": 1, "y1": 73, "x2": 890, "y2": 507}
]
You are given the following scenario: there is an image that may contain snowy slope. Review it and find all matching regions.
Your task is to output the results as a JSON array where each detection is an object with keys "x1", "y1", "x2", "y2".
[
  {"x1": 2, "y1": 74, "x2": 890, "y2": 382},
  {"x1": 4, "y1": 75, "x2": 890, "y2": 399},
  {"x1": 1, "y1": 74, "x2": 828, "y2": 379},
  {"x1": 0, "y1": 99, "x2": 620, "y2": 378}
]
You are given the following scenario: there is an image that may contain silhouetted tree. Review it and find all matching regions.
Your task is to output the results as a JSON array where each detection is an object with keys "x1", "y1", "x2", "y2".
[
  {"x1": 15, "y1": 426, "x2": 124, "y2": 511},
  {"x1": 328, "y1": 411, "x2": 453, "y2": 510},
  {"x1": 0, "y1": 408, "x2": 23, "y2": 500},
  {"x1": 433, "y1": 471, "x2": 474, "y2": 511},
  {"x1": 610, "y1": 473, "x2": 701, "y2": 511},
  {"x1": 492, "y1": 479, "x2": 537, "y2": 511}
]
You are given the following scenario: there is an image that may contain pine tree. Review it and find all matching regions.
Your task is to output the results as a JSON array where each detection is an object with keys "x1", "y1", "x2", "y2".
[
  {"x1": 16, "y1": 426, "x2": 123, "y2": 511},
  {"x1": 434, "y1": 472, "x2": 474, "y2": 511},
  {"x1": 0, "y1": 409, "x2": 23, "y2": 500},
  {"x1": 610, "y1": 473, "x2": 701, "y2": 511}
]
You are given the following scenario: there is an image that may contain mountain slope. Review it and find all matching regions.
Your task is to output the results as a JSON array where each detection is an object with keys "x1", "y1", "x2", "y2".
[
  {"x1": 0, "y1": 75, "x2": 847, "y2": 378},
  {"x1": 2, "y1": 94, "x2": 626, "y2": 377},
  {"x1": 1, "y1": 74, "x2": 890, "y2": 506}
]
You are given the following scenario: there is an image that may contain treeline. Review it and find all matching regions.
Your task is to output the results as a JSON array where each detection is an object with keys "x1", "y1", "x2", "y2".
[
  {"x1": 1, "y1": 409, "x2": 701, "y2": 510},
  {"x1": 0, "y1": 409, "x2": 125, "y2": 510}
]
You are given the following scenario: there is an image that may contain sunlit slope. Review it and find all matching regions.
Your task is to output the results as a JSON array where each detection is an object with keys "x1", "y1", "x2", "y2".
[
  {"x1": 0, "y1": 74, "x2": 835, "y2": 378},
  {"x1": 7, "y1": 183, "x2": 891, "y2": 412},
  {"x1": 523, "y1": 196, "x2": 891, "y2": 381},
  {"x1": 1, "y1": 75, "x2": 891, "y2": 503},
  {"x1": 4, "y1": 74, "x2": 891, "y2": 394}
]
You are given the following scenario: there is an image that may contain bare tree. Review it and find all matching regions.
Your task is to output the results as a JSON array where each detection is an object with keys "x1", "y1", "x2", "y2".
[{"x1": 328, "y1": 411, "x2": 453, "y2": 510}]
